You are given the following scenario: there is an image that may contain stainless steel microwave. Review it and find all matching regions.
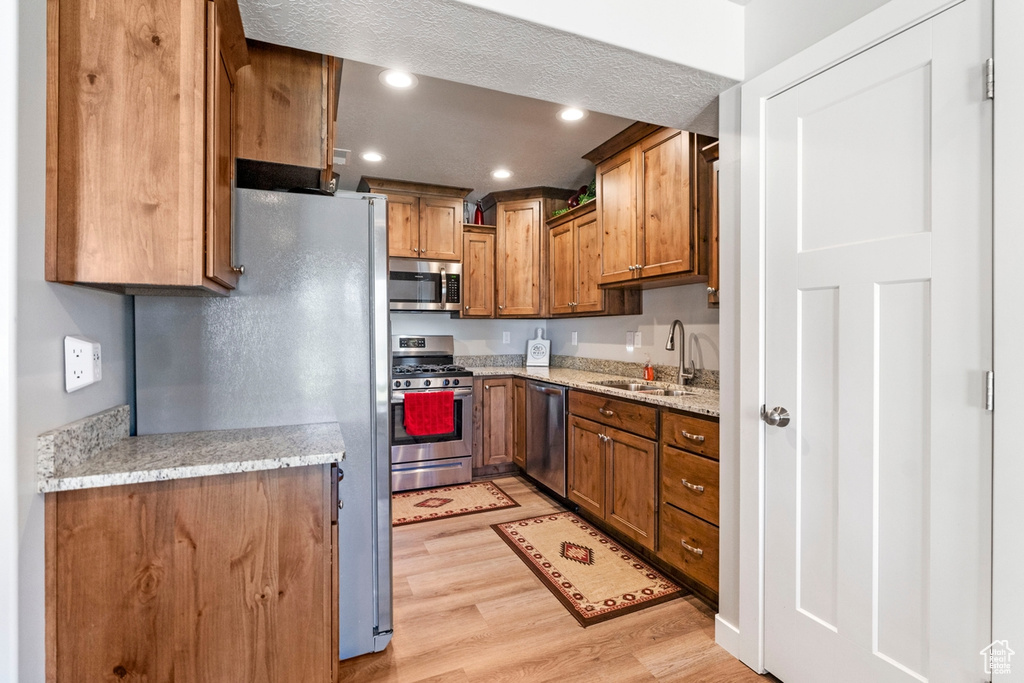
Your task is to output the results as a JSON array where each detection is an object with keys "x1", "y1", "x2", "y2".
[{"x1": 388, "y1": 258, "x2": 462, "y2": 311}]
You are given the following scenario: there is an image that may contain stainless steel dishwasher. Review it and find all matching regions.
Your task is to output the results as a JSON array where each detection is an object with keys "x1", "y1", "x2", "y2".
[{"x1": 525, "y1": 380, "x2": 568, "y2": 496}]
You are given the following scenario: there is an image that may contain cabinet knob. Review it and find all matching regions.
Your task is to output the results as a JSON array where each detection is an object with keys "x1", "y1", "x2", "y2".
[
  {"x1": 598, "y1": 408, "x2": 615, "y2": 417},
  {"x1": 707, "y1": 286, "x2": 717, "y2": 295},
  {"x1": 498, "y1": 305, "x2": 504, "y2": 310},
  {"x1": 464, "y1": 305, "x2": 469, "y2": 311},
  {"x1": 232, "y1": 265, "x2": 245, "y2": 275},
  {"x1": 484, "y1": 385, "x2": 490, "y2": 390},
  {"x1": 636, "y1": 263, "x2": 643, "y2": 270},
  {"x1": 327, "y1": 178, "x2": 337, "y2": 193},
  {"x1": 628, "y1": 265, "x2": 635, "y2": 272}
]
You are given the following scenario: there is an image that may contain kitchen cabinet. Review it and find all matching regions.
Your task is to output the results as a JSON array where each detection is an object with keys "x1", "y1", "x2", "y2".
[
  {"x1": 657, "y1": 410, "x2": 720, "y2": 598},
  {"x1": 512, "y1": 378, "x2": 527, "y2": 469},
  {"x1": 234, "y1": 41, "x2": 342, "y2": 192},
  {"x1": 482, "y1": 377, "x2": 514, "y2": 466},
  {"x1": 568, "y1": 392, "x2": 658, "y2": 551},
  {"x1": 357, "y1": 177, "x2": 470, "y2": 261},
  {"x1": 547, "y1": 202, "x2": 642, "y2": 317},
  {"x1": 587, "y1": 124, "x2": 716, "y2": 289},
  {"x1": 46, "y1": 465, "x2": 338, "y2": 683},
  {"x1": 461, "y1": 227, "x2": 496, "y2": 318},
  {"x1": 700, "y1": 140, "x2": 721, "y2": 308},
  {"x1": 46, "y1": 0, "x2": 249, "y2": 295},
  {"x1": 481, "y1": 187, "x2": 573, "y2": 318}
]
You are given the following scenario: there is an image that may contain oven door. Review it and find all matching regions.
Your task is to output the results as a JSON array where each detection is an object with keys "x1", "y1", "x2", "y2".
[
  {"x1": 390, "y1": 387, "x2": 473, "y2": 463},
  {"x1": 388, "y1": 258, "x2": 461, "y2": 311}
]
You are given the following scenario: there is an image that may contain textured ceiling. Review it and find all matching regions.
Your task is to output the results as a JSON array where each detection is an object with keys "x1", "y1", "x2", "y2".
[
  {"x1": 238, "y1": 0, "x2": 737, "y2": 133},
  {"x1": 334, "y1": 60, "x2": 636, "y2": 203}
]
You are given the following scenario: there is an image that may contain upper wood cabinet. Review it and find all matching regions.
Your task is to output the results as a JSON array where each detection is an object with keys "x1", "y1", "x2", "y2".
[
  {"x1": 700, "y1": 140, "x2": 721, "y2": 308},
  {"x1": 462, "y1": 228, "x2": 495, "y2": 318},
  {"x1": 357, "y1": 178, "x2": 470, "y2": 261},
  {"x1": 588, "y1": 124, "x2": 716, "y2": 289},
  {"x1": 46, "y1": 0, "x2": 249, "y2": 295},
  {"x1": 547, "y1": 202, "x2": 642, "y2": 318},
  {"x1": 234, "y1": 41, "x2": 342, "y2": 192},
  {"x1": 482, "y1": 187, "x2": 572, "y2": 318}
]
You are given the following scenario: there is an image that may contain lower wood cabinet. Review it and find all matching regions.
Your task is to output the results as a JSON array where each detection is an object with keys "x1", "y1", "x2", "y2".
[
  {"x1": 512, "y1": 378, "x2": 527, "y2": 469},
  {"x1": 567, "y1": 396, "x2": 657, "y2": 552},
  {"x1": 46, "y1": 465, "x2": 338, "y2": 683}
]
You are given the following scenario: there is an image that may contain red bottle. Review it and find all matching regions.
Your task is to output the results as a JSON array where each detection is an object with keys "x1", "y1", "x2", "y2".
[
  {"x1": 643, "y1": 361, "x2": 654, "y2": 381},
  {"x1": 474, "y1": 201, "x2": 484, "y2": 225}
]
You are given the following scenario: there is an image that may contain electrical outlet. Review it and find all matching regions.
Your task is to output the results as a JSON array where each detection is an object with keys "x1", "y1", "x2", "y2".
[
  {"x1": 626, "y1": 331, "x2": 635, "y2": 352},
  {"x1": 571, "y1": 331, "x2": 578, "y2": 346},
  {"x1": 65, "y1": 336, "x2": 101, "y2": 392},
  {"x1": 502, "y1": 331, "x2": 510, "y2": 344},
  {"x1": 634, "y1": 331, "x2": 642, "y2": 348}
]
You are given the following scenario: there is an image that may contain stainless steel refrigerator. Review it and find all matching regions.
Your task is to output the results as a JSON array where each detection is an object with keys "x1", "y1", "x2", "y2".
[{"x1": 133, "y1": 188, "x2": 393, "y2": 659}]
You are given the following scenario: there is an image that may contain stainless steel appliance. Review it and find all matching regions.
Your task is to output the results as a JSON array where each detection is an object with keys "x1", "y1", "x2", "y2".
[
  {"x1": 133, "y1": 188, "x2": 392, "y2": 660},
  {"x1": 388, "y1": 258, "x2": 461, "y2": 311},
  {"x1": 390, "y1": 335, "x2": 474, "y2": 491},
  {"x1": 525, "y1": 380, "x2": 568, "y2": 496}
]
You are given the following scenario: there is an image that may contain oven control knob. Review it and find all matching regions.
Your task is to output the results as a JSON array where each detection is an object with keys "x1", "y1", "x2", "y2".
[
  {"x1": 443, "y1": 379, "x2": 450, "y2": 386},
  {"x1": 404, "y1": 380, "x2": 411, "y2": 387},
  {"x1": 453, "y1": 379, "x2": 460, "y2": 386},
  {"x1": 394, "y1": 380, "x2": 400, "y2": 388},
  {"x1": 424, "y1": 380, "x2": 431, "y2": 387}
]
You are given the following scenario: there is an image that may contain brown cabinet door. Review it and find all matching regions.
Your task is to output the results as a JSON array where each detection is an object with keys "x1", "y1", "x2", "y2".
[
  {"x1": 386, "y1": 193, "x2": 420, "y2": 258},
  {"x1": 637, "y1": 128, "x2": 694, "y2": 278},
  {"x1": 574, "y1": 212, "x2": 605, "y2": 313},
  {"x1": 604, "y1": 425, "x2": 657, "y2": 551},
  {"x1": 462, "y1": 231, "x2": 495, "y2": 318},
  {"x1": 597, "y1": 146, "x2": 638, "y2": 285},
  {"x1": 549, "y1": 221, "x2": 575, "y2": 315},
  {"x1": 482, "y1": 378, "x2": 513, "y2": 466},
  {"x1": 496, "y1": 199, "x2": 544, "y2": 316},
  {"x1": 568, "y1": 415, "x2": 607, "y2": 519},
  {"x1": 50, "y1": 466, "x2": 335, "y2": 683},
  {"x1": 205, "y1": 2, "x2": 239, "y2": 289},
  {"x1": 512, "y1": 378, "x2": 527, "y2": 468},
  {"x1": 419, "y1": 196, "x2": 463, "y2": 261}
]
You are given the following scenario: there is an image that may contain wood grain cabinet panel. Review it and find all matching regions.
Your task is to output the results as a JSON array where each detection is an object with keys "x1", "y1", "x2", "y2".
[
  {"x1": 358, "y1": 178, "x2": 470, "y2": 262},
  {"x1": 637, "y1": 128, "x2": 694, "y2": 279},
  {"x1": 574, "y1": 212, "x2": 605, "y2": 313},
  {"x1": 47, "y1": 465, "x2": 337, "y2": 683},
  {"x1": 568, "y1": 391, "x2": 658, "y2": 440},
  {"x1": 482, "y1": 378, "x2": 514, "y2": 466},
  {"x1": 597, "y1": 148, "x2": 639, "y2": 285},
  {"x1": 234, "y1": 40, "x2": 341, "y2": 190},
  {"x1": 513, "y1": 378, "x2": 527, "y2": 469},
  {"x1": 385, "y1": 193, "x2": 421, "y2": 259},
  {"x1": 497, "y1": 199, "x2": 544, "y2": 317},
  {"x1": 658, "y1": 503, "x2": 719, "y2": 594},
  {"x1": 661, "y1": 445, "x2": 720, "y2": 525},
  {"x1": 604, "y1": 425, "x2": 657, "y2": 551},
  {"x1": 46, "y1": 0, "x2": 249, "y2": 295},
  {"x1": 549, "y1": 221, "x2": 576, "y2": 315},
  {"x1": 462, "y1": 230, "x2": 495, "y2": 318},
  {"x1": 419, "y1": 196, "x2": 463, "y2": 261},
  {"x1": 661, "y1": 411, "x2": 720, "y2": 460},
  {"x1": 568, "y1": 415, "x2": 607, "y2": 519}
]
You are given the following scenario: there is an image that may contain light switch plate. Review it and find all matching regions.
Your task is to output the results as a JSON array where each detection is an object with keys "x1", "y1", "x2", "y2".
[
  {"x1": 65, "y1": 335, "x2": 101, "y2": 392},
  {"x1": 626, "y1": 331, "x2": 635, "y2": 351},
  {"x1": 502, "y1": 331, "x2": 510, "y2": 344},
  {"x1": 571, "y1": 331, "x2": 578, "y2": 346},
  {"x1": 634, "y1": 331, "x2": 642, "y2": 348}
]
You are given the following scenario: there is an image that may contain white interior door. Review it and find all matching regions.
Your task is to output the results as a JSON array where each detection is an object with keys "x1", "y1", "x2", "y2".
[{"x1": 763, "y1": 2, "x2": 992, "y2": 682}]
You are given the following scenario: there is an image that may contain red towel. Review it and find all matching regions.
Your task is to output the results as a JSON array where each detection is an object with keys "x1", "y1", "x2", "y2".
[{"x1": 403, "y1": 391, "x2": 455, "y2": 436}]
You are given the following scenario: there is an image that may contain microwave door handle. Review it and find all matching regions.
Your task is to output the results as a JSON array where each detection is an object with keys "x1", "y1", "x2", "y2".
[{"x1": 439, "y1": 267, "x2": 447, "y2": 310}]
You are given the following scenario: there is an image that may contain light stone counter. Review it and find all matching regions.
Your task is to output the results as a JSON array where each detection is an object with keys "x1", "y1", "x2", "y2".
[
  {"x1": 37, "y1": 404, "x2": 345, "y2": 493},
  {"x1": 464, "y1": 366, "x2": 720, "y2": 418}
]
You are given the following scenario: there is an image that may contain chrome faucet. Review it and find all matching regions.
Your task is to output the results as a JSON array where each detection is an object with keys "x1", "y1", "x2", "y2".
[{"x1": 665, "y1": 319, "x2": 695, "y2": 385}]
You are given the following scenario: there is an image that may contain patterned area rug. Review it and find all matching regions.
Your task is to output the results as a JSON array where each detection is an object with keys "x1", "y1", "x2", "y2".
[
  {"x1": 492, "y1": 512, "x2": 683, "y2": 626},
  {"x1": 392, "y1": 481, "x2": 519, "y2": 527}
]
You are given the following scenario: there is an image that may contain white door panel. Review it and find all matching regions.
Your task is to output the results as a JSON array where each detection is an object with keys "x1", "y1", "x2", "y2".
[{"x1": 764, "y1": 1, "x2": 992, "y2": 682}]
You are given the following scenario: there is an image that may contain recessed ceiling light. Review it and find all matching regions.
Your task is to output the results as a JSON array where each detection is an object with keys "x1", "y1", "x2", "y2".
[
  {"x1": 361, "y1": 151, "x2": 385, "y2": 162},
  {"x1": 379, "y1": 70, "x2": 418, "y2": 89},
  {"x1": 558, "y1": 107, "x2": 587, "y2": 122},
  {"x1": 491, "y1": 169, "x2": 513, "y2": 179}
]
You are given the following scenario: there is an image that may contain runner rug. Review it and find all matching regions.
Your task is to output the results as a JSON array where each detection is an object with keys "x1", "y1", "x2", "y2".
[
  {"x1": 392, "y1": 481, "x2": 519, "y2": 527},
  {"x1": 492, "y1": 511, "x2": 684, "y2": 627}
]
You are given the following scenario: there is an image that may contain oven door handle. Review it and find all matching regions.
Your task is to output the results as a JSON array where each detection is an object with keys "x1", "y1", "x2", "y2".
[{"x1": 391, "y1": 387, "x2": 474, "y2": 404}]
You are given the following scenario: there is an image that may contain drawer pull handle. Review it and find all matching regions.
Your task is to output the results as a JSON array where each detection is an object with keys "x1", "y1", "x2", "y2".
[
  {"x1": 681, "y1": 479, "x2": 704, "y2": 493},
  {"x1": 598, "y1": 408, "x2": 615, "y2": 417},
  {"x1": 680, "y1": 540, "x2": 703, "y2": 556},
  {"x1": 681, "y1": 430, "x2": 705, "y2": 443}
]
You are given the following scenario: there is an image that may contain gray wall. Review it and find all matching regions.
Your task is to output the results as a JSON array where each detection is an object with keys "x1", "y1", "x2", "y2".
[{"x1": 16, "y1": 0, "x2": 135, "y2": 679}]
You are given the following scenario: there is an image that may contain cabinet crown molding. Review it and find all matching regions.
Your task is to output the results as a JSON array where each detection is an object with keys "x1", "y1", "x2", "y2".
[{"x1": 357, "y1": 176, "x2": 472, "y2": 199}]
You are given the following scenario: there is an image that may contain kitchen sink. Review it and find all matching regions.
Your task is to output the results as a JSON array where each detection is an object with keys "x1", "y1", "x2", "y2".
[
  {"x1": 639, "y1": 389, "x2": 696, "y2": 397},
  {"x1": 587, "y1": 381, "x2": 696, "y2": 397}
]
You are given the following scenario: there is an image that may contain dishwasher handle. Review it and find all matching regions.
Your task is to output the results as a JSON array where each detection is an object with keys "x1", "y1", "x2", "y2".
[{"x1": 530, "y1": 384, "x2": 564, "y2": 396}]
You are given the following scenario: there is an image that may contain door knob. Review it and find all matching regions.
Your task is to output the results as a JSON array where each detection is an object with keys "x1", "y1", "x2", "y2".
[{"x1": 760, "y1": 404, "x2": 791, "y2": 427}]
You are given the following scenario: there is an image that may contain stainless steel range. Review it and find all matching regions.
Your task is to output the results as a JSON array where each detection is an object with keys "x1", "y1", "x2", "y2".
[{"x1": 390, "y1": 335, "x2": 474, "y2": 491}]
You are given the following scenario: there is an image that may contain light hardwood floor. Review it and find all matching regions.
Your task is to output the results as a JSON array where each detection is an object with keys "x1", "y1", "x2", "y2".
[{"x1": 338, "y1": 476, "x2": 774, "y2": 683}]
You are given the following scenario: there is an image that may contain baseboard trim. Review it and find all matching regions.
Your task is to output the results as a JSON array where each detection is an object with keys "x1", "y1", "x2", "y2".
[{"x1": 715, "y1": 614, "x2": 741, "y2": 658}]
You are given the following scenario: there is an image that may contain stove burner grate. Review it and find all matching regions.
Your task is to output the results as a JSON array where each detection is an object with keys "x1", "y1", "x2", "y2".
[{"x1": 392, "y1": 363, "x2": 466, "y2": 375}]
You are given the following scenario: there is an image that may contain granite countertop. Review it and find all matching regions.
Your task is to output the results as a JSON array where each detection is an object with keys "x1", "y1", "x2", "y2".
[
  {"x1": 37, "y1": 405, "x2": 345, "y2": 493},
  {"x1": 463, "y1": 366, "x2": 720, "y2": 418}
]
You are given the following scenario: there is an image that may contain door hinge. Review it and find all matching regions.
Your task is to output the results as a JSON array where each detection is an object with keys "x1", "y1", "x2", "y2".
[
  {"x1": 986, "y1": 371, "x2": 994, "y2": 411},
  {"x1": 986, "y1": 58, "x2": 994, "y2": 99}
]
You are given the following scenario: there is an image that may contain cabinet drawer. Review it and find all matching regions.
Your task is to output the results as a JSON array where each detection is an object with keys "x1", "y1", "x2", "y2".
[
  {"x1": 661, "y1": 446, "x2": 719, "y2": 525},
  {"x1": 658, "y1": 504, "x2": 719, "y2": 593},
  {"x1": 661, "y1": 411, "x2": 719, "y2": 459},
  {"x1": 569, "y1": 391, "x2": 657, "y2": 439}
]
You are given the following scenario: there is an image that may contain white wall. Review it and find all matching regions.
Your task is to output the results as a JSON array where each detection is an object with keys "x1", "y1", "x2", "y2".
[
  {"x1": 391, "y1": 313, "x2": 542, "y2": 357},
  {"x1": 744, "y1": 0, "x2": 889, "y2": 78},
  {"x1": 16, "y1": 0, "x2": 135, "y2": 680},
  {"x1": 1, "y1": 0, "x2": 19, "y2": 679},
  {"x1": 547, "y1": 285, "x2": 720, "y2": 371}
]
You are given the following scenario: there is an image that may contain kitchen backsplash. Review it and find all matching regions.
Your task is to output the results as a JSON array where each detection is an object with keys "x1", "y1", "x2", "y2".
[{"x1": 454, "y1": 354, "x2": 525, "y2": 368}]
